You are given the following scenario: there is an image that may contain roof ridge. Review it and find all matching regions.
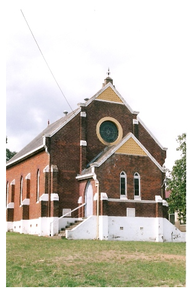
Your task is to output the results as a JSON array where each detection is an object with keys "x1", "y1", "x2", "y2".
[
  {"x1": 6, "y1": 107, "x2": 80, "y2": 167},
  {"x1": 137, "y1": 117, "x2": 167, "y2": 151},
  {"x1": 89, "y1": 133, "x2": 165, "y2": 172},
  {"x1": 85, "y1": 82, "x2": 139, "y2": 115}
]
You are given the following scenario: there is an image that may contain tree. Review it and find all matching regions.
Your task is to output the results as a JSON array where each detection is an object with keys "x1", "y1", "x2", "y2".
[
  {"x1": 6, "y1": 148, "x2": 17, "y2": 162},
  {"x1": 6, "y1": 137, "x2": 17, "y2": 162},
  {"x1": 167, "y1": 133, "x2": 186, "y2": 223}
]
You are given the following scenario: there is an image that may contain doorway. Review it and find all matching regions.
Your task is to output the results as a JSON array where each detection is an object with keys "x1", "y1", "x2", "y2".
[{"x1": 85, "y1": 181, "x2": 93, "y2": 217}]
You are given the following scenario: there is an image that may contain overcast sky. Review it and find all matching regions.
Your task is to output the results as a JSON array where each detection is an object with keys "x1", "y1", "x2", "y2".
[{"x1": 6, "y1": 0, "x2": 188, "y2": 170}]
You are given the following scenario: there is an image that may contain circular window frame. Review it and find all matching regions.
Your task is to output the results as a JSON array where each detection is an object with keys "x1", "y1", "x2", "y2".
[{"x1": 96, "y1": 117, "x2": 123, "y2": 146}]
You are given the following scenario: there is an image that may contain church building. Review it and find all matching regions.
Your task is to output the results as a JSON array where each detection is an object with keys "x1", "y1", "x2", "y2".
[{"x1": 6, "y1": 73, "x2": 185, "y2": 242}]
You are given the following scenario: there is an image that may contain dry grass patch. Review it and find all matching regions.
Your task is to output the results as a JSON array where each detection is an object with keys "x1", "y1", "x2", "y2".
[{"x1": 6, "y1": 232, "x2": 186, "y2": 287}]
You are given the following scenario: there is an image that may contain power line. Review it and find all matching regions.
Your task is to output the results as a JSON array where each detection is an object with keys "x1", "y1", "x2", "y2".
[{"x1": 20, "y1": 9, "x2": 74, "y2": 113}]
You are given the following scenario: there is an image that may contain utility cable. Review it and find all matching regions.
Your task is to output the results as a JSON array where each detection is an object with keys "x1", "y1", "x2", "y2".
[{"x1": 20, "y1": 9, "x2": 74, "y2": 114}]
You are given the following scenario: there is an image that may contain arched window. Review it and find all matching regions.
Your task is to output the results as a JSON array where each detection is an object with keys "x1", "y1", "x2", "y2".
[
  {"x1": 36, "y1": 170, "x2": 40, "y2": 202},
  {"x1": 134, "y1": 172, "x2": 140, "y2": 197},
  {"x1": 20, "y1": 176, "x2": 23, "y2": 206},
  {"x1": 10, "y1": 180, "x2": 15, "y2": 202},
  {"x1": 120, "y1": 172, "x2": 127, "y2": 198}
]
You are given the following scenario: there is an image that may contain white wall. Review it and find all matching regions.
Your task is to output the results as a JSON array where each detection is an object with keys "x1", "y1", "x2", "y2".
[
  {"x1": 6, "y1": 217, "x2": 58, "y2": 236},
  {"x1": 6, "y1": 217, "x2": 79, "y2": 236},
  {"x1": 66, "y1": 216, "x2": 97, "y2": 239},
  {"x1": 107, "y1": 216, "x2": 157, "y2": 241},
  {"x1": 99, "y1": 215, "x2": 108, "y2": 240},
  {"x1": 6, "y1": 216, "x2": 186, "y2": 242},
  {"x1": 6, "y1": 221, "x2": 13, "y2": 232},
  {"x1": 106, "y1": 216, "x2": 185, "y2": 242},
  {"x1": 163, "y1": 218, "x2": 186, "y2": 242},
  {"x1": 66, "y1": 216, "x2": 186, "y2": 242}
]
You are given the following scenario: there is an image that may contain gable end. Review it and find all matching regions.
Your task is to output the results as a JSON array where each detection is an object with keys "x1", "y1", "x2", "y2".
[
  {"x1": 116, "y1": 137, "x2": 147, "y2": 156},
  {"x1": 96, "y1": 86, "x2": 123, "y2": 103},
  {"x1": 92, "y1": 133, "x2": 165, "y2": 172}
]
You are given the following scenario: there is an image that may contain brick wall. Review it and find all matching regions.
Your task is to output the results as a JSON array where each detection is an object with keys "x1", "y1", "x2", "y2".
[
  {"x1": 50, "y1": 114, "x2": 81, "y2": 217},
  {"x1": 101, "y1": 200, "x2": 157, "y2": 217},
  {"x1": 6, "y1": 89, "x2": 167, "y2": 223},
  {"x1": 139, "y1": 122, "x2": 166, "y2": 165},
  {"x1": 78, "y1": 179, "x2": 97, "y2": 217},
  {"x1": 101, "y1": 200, "x2": 167, "y2": 219},
  {"x1": 96, "y1": 154, "x2": 164, "y2": 201},
  {"x1": 84, "y1": 99, "x2": 166, "y2": 166},
  {"x1": 6, "y1": 151, "x2": 49, "y2": 221},
  {"x1": 85, "y1": 100, "x2": 134, "y2": 163}
]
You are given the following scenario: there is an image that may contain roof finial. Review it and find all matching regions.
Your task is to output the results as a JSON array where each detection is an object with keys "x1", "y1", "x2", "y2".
[{"x1": 102, "y1": 68, "x2": 114, "y2": 87}]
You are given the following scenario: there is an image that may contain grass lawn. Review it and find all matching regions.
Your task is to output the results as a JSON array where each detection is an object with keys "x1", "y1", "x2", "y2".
[{"x1": 6, "y1": 232, "x2": 186, "y2": 287}]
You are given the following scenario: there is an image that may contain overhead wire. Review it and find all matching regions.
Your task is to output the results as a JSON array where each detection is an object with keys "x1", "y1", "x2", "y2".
[{"x1": 20, "y1": 9, "x2": 75, "y2": 114}]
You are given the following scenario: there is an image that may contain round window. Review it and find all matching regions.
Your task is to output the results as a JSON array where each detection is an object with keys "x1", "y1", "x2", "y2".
[
  {"x1": 99, "y1": 121, "x2": 118, "y2": 143},
  {"x1": 96, "y1": 117, "x2": 123, "y2": 146}
]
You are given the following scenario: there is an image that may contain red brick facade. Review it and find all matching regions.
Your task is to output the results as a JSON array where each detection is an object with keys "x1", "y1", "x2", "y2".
[
  {"x1": 6, "y1": 151, "x2": 49, "y2": 221},
  {"x1": 96, "y1": 154, "x2": 164, "y2": 200},
  {"x1": 6, "y1": 79, "x2": 167, "y2": 227}
]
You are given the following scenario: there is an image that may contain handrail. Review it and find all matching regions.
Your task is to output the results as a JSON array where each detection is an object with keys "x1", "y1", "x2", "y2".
[
  {"x1": 50, "y1": 203, "x2": 86, "y2": 236},
  {"x1": 58, "y1": 202, "x2": 86, "y2": 220}
]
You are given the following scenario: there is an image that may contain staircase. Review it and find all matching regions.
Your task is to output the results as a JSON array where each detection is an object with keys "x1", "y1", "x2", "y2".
[{"x1": 53, "y1": 220, "x2": 83, "y2": 239}]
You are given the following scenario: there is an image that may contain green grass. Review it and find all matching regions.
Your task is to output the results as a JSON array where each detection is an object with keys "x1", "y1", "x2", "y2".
[{"x1": 6, "y1": 232, "x2": 186, "y2": 287}]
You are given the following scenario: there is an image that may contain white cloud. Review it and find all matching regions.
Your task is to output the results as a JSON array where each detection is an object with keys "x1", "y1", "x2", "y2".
[{"x1": 6, "y1": 0, "x2": 188, "y2": 170}]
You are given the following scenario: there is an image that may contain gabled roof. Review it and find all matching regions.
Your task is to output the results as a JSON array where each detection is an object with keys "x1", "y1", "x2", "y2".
[
  {"x1": 6, "y1": 108, "x2": 80, "y2": 167},
  {"x1": 85, "y1": 82, "x2": 139, "y2": 115},
  {"x1": 84, "y1": 133, "x2": 165, "y2": 173},
  {"x1": 85, "y1": 82, "x2": 167, "y2": 151},
  {"x1": 138, "y1": 117, "x2": 167, "y2": 151},
  {"x1": 7, "y1": 80, "x2": 167, "y2": 167}
]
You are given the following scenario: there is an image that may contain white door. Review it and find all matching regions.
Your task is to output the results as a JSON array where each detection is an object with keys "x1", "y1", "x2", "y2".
[{"x1": 85, "y1": 181, "x2": 93, "y2": 217}]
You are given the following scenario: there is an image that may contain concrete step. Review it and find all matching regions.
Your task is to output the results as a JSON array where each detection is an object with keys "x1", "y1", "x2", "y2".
[{"x1": 55, "y1": 220, "x2": 83, "y2": 239}]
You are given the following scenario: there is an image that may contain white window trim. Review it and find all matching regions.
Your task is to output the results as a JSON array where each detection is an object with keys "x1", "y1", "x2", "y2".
[
  {"x1": 36, "y1": 170, "x2": 40, "y2": 203},
  {"x1": 20, "y1": 176, "x2": 23, "y2": 207},
  {"x1": 134, "y1": 172, "x2": 141, "y2": 200},
  {"x1": 6, "y1": 182, "x2": 9, "y2": 206},
  {"x1": 120, "y1": 171, "x2": 127, "y2": 199}
]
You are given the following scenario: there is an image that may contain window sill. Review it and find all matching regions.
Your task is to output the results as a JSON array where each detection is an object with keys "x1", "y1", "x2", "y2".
[
  {"x1": 134, "y1": 196, "x2": 141, "y2": 201},
  {"x1": 120, "y1": 195, "x2": 128, "y2": 200}
]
